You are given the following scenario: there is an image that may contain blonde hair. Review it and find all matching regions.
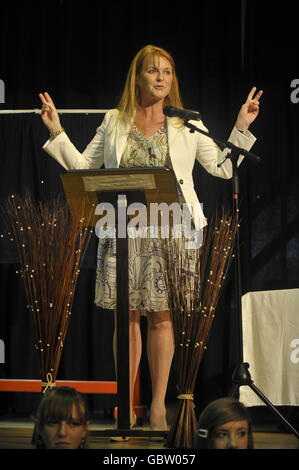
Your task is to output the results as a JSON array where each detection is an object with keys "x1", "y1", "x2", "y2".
[{"x1": 117, "y1": 44, "x2": 183, "y2": 122}]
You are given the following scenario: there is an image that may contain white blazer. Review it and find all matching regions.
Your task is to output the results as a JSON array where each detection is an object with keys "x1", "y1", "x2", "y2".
[{"x1": 43, "y1": 109, "x2": 256, "y2": 225}]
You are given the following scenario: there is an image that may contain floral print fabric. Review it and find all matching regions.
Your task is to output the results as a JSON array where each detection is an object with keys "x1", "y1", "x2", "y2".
[{"x1": 95, "y1": 123, "x2": 190, "y2": 314}]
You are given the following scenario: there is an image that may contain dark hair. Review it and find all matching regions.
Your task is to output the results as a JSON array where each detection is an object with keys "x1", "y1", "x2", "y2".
[
  {"x1": 194, "y1": 397, "x2": 254, "y2": 449},
  {"x1": 34, "y1": 386, "x2": 90, "y2": 449}
]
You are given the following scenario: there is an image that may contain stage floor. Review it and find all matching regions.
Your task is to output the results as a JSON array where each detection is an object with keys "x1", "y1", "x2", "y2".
[{"x1": 0, "y1": 416, "x2": 298, "y2": 450}]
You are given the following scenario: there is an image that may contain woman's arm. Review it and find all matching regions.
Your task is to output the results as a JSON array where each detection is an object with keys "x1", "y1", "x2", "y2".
[
  {"x1": 195, "y1": 87, "x2": 262, "y2": 178},
  {"x1": 195, "y1": 122, "x2": 256, "y2": 179},
  {"x1": 39, "y1": 92, "x2": 107, "y2": 170}
]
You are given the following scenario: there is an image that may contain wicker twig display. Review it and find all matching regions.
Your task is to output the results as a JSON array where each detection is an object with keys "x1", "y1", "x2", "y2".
[
  {"x1": 161, "y1": 212, "x2": 238, "y2": 448},
  {"x1": 6, "y1": 193, "x2": 93, "y2": 393}
]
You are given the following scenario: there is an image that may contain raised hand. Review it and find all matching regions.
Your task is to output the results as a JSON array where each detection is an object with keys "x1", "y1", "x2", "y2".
[
  {"x1": 39, "y1": 92, "x2": 62, "y2": 134},
  {"x1": 235, "y1": 87, "x2": 263, "y2": 132}
]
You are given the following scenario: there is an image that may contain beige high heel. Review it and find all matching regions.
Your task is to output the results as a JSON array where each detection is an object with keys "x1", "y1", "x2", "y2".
[
  {"x1": 148, "y1": 414, "x2": 169, "y2": 442},
  {"x1": 110, "y1": 412, "x2": 137, "y2": 442},
  {"x1": 149, "y1": 425, "x2": 169, "y2": 442}
]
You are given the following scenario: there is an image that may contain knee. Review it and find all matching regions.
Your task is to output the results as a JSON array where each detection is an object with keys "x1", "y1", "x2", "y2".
[
  {"x1": 129, "y1": 310, "x2": 141, "y2": 335},
  {"x1": 130, "y1": 310, "x2": 141, "y2": 323},
  {"x1": 148, "y1": 311, "x2": 172, "y2": 333}
]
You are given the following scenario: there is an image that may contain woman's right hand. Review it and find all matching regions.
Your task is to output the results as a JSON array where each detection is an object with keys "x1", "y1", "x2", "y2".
[{"x1": 39, "y1": 92, "x2": 62, "y2": 134}]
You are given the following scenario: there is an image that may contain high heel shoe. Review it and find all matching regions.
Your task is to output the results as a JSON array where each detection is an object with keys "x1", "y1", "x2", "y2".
[
  {"x1": 110, "y1": 412, "x2": 137, "y2": 442},
  {"x1": 148, "y1": 413, "x2": 169, "y2": 442},
  {"x1": 149, "y1": 424, "x2": 169, "y2": 442}
]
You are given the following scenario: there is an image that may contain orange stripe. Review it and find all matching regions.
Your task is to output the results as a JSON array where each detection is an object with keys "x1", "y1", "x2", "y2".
[{"x1": 0, "y1": 379, "x2": 117, "y2": 394}]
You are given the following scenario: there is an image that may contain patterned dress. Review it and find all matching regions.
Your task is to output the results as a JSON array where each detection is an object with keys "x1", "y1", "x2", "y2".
[{"x1": 94, "y1": 122, "x2": 189, "y2": 314}]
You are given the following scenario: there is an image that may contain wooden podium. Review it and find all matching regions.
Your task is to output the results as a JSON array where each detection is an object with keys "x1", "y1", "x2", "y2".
[{"x1": 61, "y1": 167, "x2": 178, "y2": 439}]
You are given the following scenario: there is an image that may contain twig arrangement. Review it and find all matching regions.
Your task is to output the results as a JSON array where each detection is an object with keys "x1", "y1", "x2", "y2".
[
  {"x1": 5, "y1": 193, "x2": 93, "y2": 393},
  {"x1": 161, "y1": 212, "x2": 238, "y2": 448}
]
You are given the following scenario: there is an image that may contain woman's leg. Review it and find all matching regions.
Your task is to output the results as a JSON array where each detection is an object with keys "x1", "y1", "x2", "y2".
[
  {"x1": 113, "y1": 309, "x2": 142, "y2": 424},
  {"x1": 147, "y1": 310, "x2": 174, "y2": 429}
]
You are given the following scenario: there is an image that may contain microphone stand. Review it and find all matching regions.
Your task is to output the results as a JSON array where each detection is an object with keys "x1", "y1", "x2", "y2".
[{"x1": 184, "y1": 120, "x2": 299, "y2": 438}]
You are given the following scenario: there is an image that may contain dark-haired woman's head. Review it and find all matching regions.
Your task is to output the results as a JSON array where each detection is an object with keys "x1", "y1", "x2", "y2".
[
  {"x1": 195, "y1": 397, "x2": 253, "y2": 449},
  {"x1": 35, "y1": 386, "x2": 90, "y2": 449}
]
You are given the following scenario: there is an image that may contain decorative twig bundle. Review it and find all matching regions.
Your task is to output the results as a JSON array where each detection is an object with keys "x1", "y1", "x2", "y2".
[
  {"x1": 6, "y1": 193, "x2": 93, "y2": 393},
  {"x1": 161, "y1": 212, "x2": 238, "y2": 448}
]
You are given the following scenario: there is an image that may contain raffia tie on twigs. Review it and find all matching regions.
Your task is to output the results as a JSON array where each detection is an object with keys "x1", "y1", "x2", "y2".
[
  {"x1": 41, "y1": 372, "x2": 56, "y2": 394},
  {"x1": 177, "y1": 394, "x2": 194, "y2": 401},
  {"x1": 161, "y1": 211, "x2": 238, "y2": 449},
  {"x1": 177, "y1": 394, "x2": 195, "y2": 409}
]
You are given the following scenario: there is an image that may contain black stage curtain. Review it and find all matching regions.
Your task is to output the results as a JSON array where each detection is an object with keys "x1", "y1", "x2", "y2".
[{"x1": 0, "y1": 1, "x2": 298, "y2": 420}]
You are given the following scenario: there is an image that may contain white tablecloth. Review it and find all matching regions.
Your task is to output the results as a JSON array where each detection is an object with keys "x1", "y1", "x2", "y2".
[{"x1": 239, "y1": 289, "x2": 299, "y2": 406}]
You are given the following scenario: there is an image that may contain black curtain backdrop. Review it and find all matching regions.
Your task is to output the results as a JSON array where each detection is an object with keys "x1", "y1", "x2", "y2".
[{"x1": 0, "y1": 0, "x2": 298, "y2": 422}]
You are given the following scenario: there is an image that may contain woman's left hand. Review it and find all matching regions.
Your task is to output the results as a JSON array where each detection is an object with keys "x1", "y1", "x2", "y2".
[{"x1": 235, "y1": 86, "x2": 263, "y2": 132}]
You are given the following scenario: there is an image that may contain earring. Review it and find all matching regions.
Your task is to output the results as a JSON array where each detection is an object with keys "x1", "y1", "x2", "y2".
[
  {"x1": 80, "y1": 437, "x2": 86, "y2": 449},
  {"x1": 36, "y1": 435, "x2": 45, "y2": 449},
  {"x1": 135, "y1": 85, "x2": 140, "y2": 102}
]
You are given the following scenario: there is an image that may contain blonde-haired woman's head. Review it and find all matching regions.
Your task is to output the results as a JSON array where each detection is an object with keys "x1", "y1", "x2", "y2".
[{"x1": 117, "y1": 44, "x2": 183, "y2": 119}]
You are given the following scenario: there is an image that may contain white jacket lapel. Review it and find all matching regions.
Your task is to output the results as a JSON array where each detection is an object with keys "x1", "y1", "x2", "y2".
[
  {"x1": 167, "y1": 118, "x2": 186, "y2": 168},
  {"x1": 115, "y1": 113, "x2": 134, "y2": 166}
]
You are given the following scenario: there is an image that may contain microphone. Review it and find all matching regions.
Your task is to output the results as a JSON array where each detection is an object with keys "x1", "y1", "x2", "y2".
[{"x1": 163, "y1": 106, "x2": 201, "y2": 121}]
